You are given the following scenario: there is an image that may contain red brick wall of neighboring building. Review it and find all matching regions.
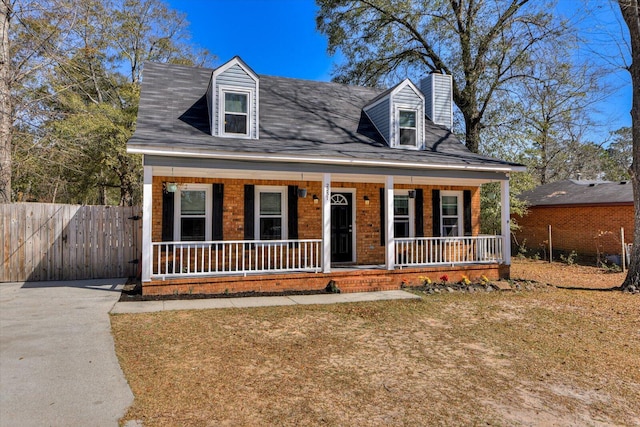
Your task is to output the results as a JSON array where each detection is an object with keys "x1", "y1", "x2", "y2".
[{"x1": 512, "y1": 204, "x2": 634, "y2": 257}]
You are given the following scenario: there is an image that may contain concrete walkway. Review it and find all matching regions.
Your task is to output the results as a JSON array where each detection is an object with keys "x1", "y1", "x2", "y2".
[
  {"x1": 0, "y1": 279, "x2": 133, "y2": 427},
  {"x1": 112, "y1": 290, "x2": 421, "y2": 314}
]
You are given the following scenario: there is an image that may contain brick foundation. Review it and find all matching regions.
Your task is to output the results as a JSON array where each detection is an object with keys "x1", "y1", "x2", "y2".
[{"x1": 143, "y1": 264, "x2": 507, "y2": 296}]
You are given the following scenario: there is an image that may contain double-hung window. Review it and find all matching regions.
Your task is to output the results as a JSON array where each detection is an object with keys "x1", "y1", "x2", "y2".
[
  {"x1": 399, "y1": 109, "x2": 417, "y2": 147},
  {"x1": 394, "y1": 191, "x2": 415, "y2": 238},
  {"x1": 223, "y1": 91, "x2": 249, "y2": 136},
  {"x1": 256, "y1": 186, "x2": 287, "y2": 240},
  {"x1": 441, "y1": 191, "x2": 463, "y2": 237},
  {"x1": 175, "y1": 184, "x2": 212, "y2": 241}
]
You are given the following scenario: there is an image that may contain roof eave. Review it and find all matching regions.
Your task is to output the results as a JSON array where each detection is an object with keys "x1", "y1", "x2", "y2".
[{"x1": 127, "y1": 144, "x2": 525, "y2": 173}]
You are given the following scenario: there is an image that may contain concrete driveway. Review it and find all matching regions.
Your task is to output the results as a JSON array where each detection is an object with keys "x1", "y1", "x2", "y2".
[{"x1": 0, "y1": 279, "x2": 133, "y2": 427}]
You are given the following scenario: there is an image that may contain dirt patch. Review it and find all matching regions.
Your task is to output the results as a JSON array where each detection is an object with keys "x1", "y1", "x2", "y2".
[{"x1": 511, "y1": 258, "x2": 625, "y2": 289}]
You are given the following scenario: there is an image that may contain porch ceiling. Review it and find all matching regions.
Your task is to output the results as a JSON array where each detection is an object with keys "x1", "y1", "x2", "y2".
[{"x1": 152, "y1": 165, "x2": 505, "y2": 186}]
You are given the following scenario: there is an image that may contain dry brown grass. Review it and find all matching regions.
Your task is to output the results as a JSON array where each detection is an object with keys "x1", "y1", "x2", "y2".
[{"x1": 112, "y1": 263, "x2": 639, "y2": 426}]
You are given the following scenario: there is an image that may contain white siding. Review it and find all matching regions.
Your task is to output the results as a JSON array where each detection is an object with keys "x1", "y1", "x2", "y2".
[
  {"x1": 391, "y1": 82, "x2": 424, "y2": 148},
  {"x1": 420, "y1": 73, "x2": 452, "y2": 129},
  {"x1": 365, "y1": 98, "x2": 391, "y2": 144},
  {"x1": 214, "y1": 62, "x2": 259, "y2": 138},
  {"x1": 395, "y1": 85, "x2": 423, "y2": 109}
]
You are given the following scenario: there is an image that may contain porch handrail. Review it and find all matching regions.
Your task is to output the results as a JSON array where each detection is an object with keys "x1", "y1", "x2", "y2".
[
  {"x1": 152, "y1": 239, "x2": 322, "y2": 278},
  {"x1": 394, "y1": 235, "x2": 503, "y2": 267}
]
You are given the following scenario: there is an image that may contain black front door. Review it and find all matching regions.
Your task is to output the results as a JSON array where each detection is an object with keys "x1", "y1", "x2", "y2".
[{"x1": 331, "y1": 193, "x2": 353, "y2": 263}]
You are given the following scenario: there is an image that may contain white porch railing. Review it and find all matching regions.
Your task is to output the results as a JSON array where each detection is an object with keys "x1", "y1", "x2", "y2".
[
  {"x1": 152, "y1": 239, "x2": 322, "y2": 278},
  {"x1": 394, "y1": 235, "x2": 503, "y2": 267}
]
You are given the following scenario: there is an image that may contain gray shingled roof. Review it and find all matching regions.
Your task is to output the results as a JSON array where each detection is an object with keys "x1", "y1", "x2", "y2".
[
  {"x1": 518, "y1": 179, "x2": 633, "y2": 206},
  {"x1": 128, "y1": 61, "x2": 522, "y2": 169}
]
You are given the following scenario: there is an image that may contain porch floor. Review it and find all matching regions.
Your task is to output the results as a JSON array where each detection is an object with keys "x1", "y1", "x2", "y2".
[{"x1": 144, "y1": 263, "x2": 509, "y2": 296}]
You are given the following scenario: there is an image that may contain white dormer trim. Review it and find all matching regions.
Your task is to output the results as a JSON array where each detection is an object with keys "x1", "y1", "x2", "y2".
[
  {"x1": 393, "y1": 105, "x2": 423, "y2": 150},
  {"x1": 217, "y1": 85, "x2": 255, "y2": 139},
  {"x1": 390, "y1": 80, "x2": 424, "y2": 150},
  {"x1": 209, "y1": 56, "x2": 260, "y2": 139}
]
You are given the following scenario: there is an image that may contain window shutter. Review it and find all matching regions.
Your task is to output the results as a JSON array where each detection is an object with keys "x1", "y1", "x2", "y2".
[
  {"x1": 244, "y1": 185, "x2": 255, "y2": 240},
  {"x1": 432, "y1": 190, "x2": 441, "y2": 237},
  {"x1": 379, "y1": 187, "x2": 385, "y2": 246},
  {"x1": 212, "y1": 184, "x2": 224, "y2": 240},
  {"x1": 287, "y1": 185, "x2": 299, "y2": 239},
  {"x1": 463, "y1": 189, "x2": 472, "y2": 236},
  {"x1": 162, "y1": 185, "x2": 174, "y2": 242},
  {"x1": 415, "y1": 189, "x2": 424, "y2": 237}
]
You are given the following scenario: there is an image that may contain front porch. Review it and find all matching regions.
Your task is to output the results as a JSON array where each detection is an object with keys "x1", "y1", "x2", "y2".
[
  {"x1": 140, "y1": 163, "x2": 513, "y2": 296},
  {"x1": 146, "y1": 235, "x2": 506, "y2": 295}
]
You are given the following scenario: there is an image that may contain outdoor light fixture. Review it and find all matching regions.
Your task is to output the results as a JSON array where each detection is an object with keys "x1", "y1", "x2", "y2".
[
  {"x1": 298, "y1": 188, "x2": 308, "y2": 198},
  {"x1": 408, "y1": 190, "x2": 416, "y2": 199},
  {"x1": 364, "y1": 195, "x2": 370, "y2": 206},
  {"x1": 313, "y1": 195, "x2": 319, "y2": 204},
  {"x1": 165, "y1": 182, "x2": 178, "y2": 193}
]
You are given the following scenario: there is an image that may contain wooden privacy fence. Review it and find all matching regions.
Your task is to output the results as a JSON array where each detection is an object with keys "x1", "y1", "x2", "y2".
[{"x1": 1, "y1": 203, "x2": 142, "y2": 282}]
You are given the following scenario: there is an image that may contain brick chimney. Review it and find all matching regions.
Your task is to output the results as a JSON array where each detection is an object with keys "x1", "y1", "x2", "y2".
[{"x1": 420, "y1": 72, "x2": 453, "y2": 129}]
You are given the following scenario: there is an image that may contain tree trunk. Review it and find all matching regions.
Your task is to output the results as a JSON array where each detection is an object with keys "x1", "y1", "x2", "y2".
[
  {"x1": 0, "y1": 1, "x2": 11, "y2": 203},
  {"x1": 619, "y1": 0, "x2": 640, "y2": 291},
  {"x1": 464, "y1": 114, "x2": 481, "y2": 154}
]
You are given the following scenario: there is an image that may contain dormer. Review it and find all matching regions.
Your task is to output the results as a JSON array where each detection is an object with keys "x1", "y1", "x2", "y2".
[
  {"x1": 363, "y1": 79, "x2": 425, "y2": 150},
  {"x1": 206, "y1": 56, "x2": 259, "y2": 139}
]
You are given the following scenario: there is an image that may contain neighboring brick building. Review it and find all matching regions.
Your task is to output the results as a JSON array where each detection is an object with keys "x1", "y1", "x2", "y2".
[
  {"x1": 128, "y1": 57, "x2": 523, "y2": 295},
  {"x1": 513, "y1": 180, "x2": 633, "y2": 258}
]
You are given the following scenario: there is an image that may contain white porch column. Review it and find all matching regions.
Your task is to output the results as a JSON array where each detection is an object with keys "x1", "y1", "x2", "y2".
[
  {"x1": 322, "y1": 173, "x2": 331, "y2": 273},
  {"x1": 385, "y1": 175, "x2": 395, "y2": 270},
  {"x1": 500, "y1": 177, "x2": 511, "y2": 265},
  {"x1": 141, "y1": 165, "x2": 153, "y2": 282}
]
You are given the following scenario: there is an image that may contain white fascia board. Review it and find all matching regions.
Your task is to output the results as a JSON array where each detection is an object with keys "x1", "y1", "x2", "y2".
[
  {"x1": 392, "y1": 78, "x2": 425, "y2": 102},
  {"x1": 128, "y1": 145, "x2": 526, "y2": 173},
  {"x1": 213, "y1": 56, "x2": 259, "y2": 82}
]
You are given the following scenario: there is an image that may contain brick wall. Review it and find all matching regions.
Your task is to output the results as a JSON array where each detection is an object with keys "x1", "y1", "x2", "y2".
[
  {"x1": 512, "y1": 204, "x2": 633, "y2": 257},
  {"x1": 153, "y1": 176, "x2": 480, "y2": 265}
]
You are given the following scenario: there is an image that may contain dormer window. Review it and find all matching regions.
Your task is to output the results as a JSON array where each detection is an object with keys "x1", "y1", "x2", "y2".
[
  {"x1": 399, "y1": 110, "x2": 417, "y2": 146},
  {"x1": 208, "y1": 57, "x2": 259, "y2": 139},
  {"x1": 363, "y1": 79, "x2": 424, "y2": 150},
  {"x1": 223, "y1": 90, "x2": 249, "y2": 136}
]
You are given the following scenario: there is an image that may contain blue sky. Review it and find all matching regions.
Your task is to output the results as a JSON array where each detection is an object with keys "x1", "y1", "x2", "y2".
[{"x1": 166, "y1": 0, "x2": 631, "y2": 140}]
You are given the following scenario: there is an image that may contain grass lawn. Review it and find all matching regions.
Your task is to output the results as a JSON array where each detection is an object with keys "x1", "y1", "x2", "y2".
[{"x1": 112, "y1": 281, "x2": 639, "y2": 426}]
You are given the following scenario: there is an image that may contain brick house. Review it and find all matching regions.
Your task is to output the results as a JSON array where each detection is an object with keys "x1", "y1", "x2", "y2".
[
  {"x1": 127, "y1": 57, "x2": 524, "y2": 295},
  {"x1": 512, "y1": 179, "x2": 633, "y2": 258}
]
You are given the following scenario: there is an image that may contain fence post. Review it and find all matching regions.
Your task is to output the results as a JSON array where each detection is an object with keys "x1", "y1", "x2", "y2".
[
  {"x1": 621, "y1": 227, "x2": 626, "y2": 272},
  {"x1": 548, "y1": 224, "x2": 553, "y2": 262}
]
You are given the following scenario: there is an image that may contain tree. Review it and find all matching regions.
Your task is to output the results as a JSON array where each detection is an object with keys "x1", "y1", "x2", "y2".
[
  {"x1": 0, "y1": 0, "x2": 77, "y2": 203},
  {"x1": 602, "y1": 126, "x2": 632, "y2": 181},
  {"x1": 0, "y1": 1, "x2": 11, "y2": 203},
  {"x1": 512, "y1": 48, "x2": 606, "y2": 185},
  {"x1": 618, "y1": 0, "x2": 640, "y2": 290},
  {"x1": 316, "y1": 0, "x2": 567, "y2": 153},
  {"x1": 8, "y1": 0, "x2": 212, "y2": 205}
]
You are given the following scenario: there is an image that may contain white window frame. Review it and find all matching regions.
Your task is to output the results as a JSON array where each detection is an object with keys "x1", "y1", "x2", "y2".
[
  {"x1": 255, "y1": 186, "x2": 287, "y2": 241},
  {"x1": 218, "y1": 86, "x2": 253, "y2": 138},
  {"x1": 440, "y1": 190, "x2": 463, "y2": 237},
  {"x1": 394, "y1": 189, "x2": 415, "y2": 238},
  {"x1": 174, "y1": 183, "x2": 212, "y2": 241},
  {"x1": 393, "y1": 104, "x2": 421, "y2": 149}
]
